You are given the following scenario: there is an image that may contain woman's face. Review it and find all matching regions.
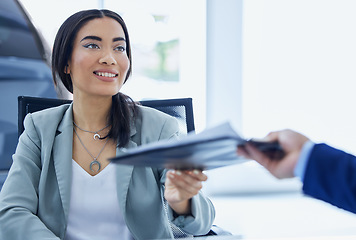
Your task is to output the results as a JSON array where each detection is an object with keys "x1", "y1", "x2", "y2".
[{"x1": 67, "y1": 17, "x2": 130, "y2": 98}]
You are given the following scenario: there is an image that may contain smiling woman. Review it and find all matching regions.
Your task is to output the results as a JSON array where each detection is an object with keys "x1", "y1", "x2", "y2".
[
  {"x1": 51, "y1": 10, "x2": 134, "y2": 150},
  {"x1": 0, "y1": 9, "x2": 215, "y2": 240},
  {"x1": 19, "y1": 0, "x2": 208, "y2": 131},
  {"x1": 66, "y1": 17, "x2": 129, "y2": 98}
]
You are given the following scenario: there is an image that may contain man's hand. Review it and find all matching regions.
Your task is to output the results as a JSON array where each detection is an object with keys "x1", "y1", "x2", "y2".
[{"x1": 237, "y1": 129, "x2": 309, "y2": 179}]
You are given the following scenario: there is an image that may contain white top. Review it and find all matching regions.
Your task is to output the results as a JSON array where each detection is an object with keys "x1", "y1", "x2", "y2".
[{"x1": 64, "y1": 160, "x2": 133, "y2": 240}]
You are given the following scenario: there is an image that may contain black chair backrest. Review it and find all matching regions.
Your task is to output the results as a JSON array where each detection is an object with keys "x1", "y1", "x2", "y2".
[{"x1": 18, "y1": 96, "x2": 195, "y2": 137}]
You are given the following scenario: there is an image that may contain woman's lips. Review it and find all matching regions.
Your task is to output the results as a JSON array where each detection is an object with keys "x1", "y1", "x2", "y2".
[{"x1": 93, "y1": 71, "x2": 119, "y2": 82}]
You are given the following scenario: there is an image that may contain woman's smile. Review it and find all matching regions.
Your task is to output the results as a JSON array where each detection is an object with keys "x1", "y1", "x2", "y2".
[
  {"x1": 68, "y1": 16, "x2": 129, "y2": 97},
  {"x1": 93, "y1": 69, "x2": 119, "y2": 82}
]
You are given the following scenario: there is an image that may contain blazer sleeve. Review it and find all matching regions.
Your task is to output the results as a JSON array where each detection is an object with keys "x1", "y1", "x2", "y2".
[
  {"x1": 302, "y1": 143, "x2": 356, "y2": 214},
  {"x1": 156, "y1": 116, "x2": 215, "y2": 236},
  {"x1": 0, "y1": 114, "x2": 60, "y2": 239}
]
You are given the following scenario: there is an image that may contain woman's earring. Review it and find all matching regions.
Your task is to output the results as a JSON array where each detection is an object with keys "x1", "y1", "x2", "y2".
[{"x1": 65, "y1": 65, "x2": 70, "y2": 74}]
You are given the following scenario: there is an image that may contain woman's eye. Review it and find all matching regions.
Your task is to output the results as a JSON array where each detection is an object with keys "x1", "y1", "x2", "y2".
[
  {"x1": 83, "y1": 43, "x2": 99, "y2": 49},
  {"x1": 115, "y1": 46, "x2": 126, "y2": 52}
]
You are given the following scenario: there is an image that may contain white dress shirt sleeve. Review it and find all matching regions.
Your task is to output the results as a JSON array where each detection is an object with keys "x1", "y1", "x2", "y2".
[{"x1": 294, "y1": 140, "x2": 315, "y2": 181}]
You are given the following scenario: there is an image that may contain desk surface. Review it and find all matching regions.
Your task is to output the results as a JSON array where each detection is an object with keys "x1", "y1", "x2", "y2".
[
  {"x1": 208, "y1": 193, "x2": 356, "y2": 239},
  {"x1": 244, "y1": 237, "x2": 356, "y2": 240},
  {"x1": 164, "y1": 235, "x2": 356, "y2": 240},
  {"x1": 161, "y1": 236, "x2": 242, "y2": 240}
]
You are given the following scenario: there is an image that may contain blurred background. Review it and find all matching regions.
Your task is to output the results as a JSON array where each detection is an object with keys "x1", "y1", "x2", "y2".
[{"x1": 2, "y1": 0, "x2": 356, "y2": 238}]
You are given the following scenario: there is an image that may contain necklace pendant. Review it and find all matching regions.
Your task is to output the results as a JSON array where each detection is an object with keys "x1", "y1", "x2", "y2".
[
  {"x1": 90, "y1": 159, "x2": 101, "y2": 173},
  {"x1": 93, "y1": 133, "x2": 100, "y2": 140}
]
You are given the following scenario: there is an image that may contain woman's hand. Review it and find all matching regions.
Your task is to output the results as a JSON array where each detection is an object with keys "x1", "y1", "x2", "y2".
[{"x1": 164, "y1": 170, "x2": 207, "y2": 215}]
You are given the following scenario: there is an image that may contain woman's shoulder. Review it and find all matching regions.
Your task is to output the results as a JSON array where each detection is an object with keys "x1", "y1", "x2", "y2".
[
  {"x1": 137, "y1": 105, "x2": 174, "y2": 121},
  {"x1": 23, "y1": 103, "x2": 71, "y2": 135},
  {"x1": 28, "y1": 103, "x2": 71, "y2": 123},
  {"x1": 135, "y1": 105, "x2": 179, "y2": 141},
  {"x1": 136, "y1": 105, "x2": 179, "y2": 129}
]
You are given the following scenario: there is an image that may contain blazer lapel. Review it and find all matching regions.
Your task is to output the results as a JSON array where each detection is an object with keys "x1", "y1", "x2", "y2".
[
  {"x1": 50, "y1": 103, "x2": 139, "y2": 224},
  {"x1": 52, "y1": 104, "x2": 74, "y2": 222},
  {"x1": 115, "y1": 123, "x2": 138, "y2": 218}
]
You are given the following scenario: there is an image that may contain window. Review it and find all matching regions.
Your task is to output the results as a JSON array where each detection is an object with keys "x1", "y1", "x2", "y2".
[{"x1": 205, "y1": 0, "x2": 356, "y2": 195}]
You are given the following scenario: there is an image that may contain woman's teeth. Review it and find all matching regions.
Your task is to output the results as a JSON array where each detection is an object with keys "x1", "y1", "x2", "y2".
[{"x1": 94, "y1": 72, "x2": 117, "y2": 77}]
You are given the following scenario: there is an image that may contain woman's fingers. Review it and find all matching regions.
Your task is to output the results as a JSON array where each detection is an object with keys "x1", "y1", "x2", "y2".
[{"x1": 166, "y1": 170, "x2": 206, "y2": 196}]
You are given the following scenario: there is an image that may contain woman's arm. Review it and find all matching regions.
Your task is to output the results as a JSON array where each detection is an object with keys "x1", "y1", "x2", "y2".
[
  {"x1": 164, "y1": 169, "x2": 215, "y2": 235},
  {"x1": 157, "y1": 117, "x2": 215, "y2": 235},
  {"x1": 0, "y1": 114, "x2": 60, "y2": 240}
]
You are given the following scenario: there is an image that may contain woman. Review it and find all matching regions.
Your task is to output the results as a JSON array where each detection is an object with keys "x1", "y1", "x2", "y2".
[{"x1": 0, "y1": 9, "x2": 215, "y2": 240}]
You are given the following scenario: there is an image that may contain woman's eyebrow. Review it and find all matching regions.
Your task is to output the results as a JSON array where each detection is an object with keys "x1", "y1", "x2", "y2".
[
  {"x1": 80, "y1": 36, "x2": 125, "y2": 43},
  {"x1": 113, "y1": 37, "x2": 126, "y2": 42},
  {"x1": 80, "y1": 35, "x2": 102, "y2": 42}
]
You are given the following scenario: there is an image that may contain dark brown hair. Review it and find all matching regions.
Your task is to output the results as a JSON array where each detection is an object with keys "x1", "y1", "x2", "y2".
[{"x1": 51, "y1": 9, "x2": 137, "y2": 147}]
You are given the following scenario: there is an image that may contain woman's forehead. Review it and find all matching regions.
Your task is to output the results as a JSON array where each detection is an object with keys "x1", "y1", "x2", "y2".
[{"x1": 76, "y1": 17, "x2": 125, "y2": 39}]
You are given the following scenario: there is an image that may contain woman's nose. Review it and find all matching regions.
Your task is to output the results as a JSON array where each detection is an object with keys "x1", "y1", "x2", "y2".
[{"x1": 99, "y1": 51, "x2": 117, "y2": 65}]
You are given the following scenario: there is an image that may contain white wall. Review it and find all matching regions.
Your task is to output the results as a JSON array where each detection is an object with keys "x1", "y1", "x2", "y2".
[
  {"x1": 206, "y1": 0, "x2": 356, "y2": 151},
  {"x1": 242, "y1": 0, "x2": 356, "y2": 154}
]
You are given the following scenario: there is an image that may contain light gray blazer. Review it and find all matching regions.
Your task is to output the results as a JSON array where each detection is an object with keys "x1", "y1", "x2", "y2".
[{"x1": 0, "y1": 103, "x2": 215, "y2": 240}]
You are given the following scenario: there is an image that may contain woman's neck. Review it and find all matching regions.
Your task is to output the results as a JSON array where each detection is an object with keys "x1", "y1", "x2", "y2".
[{"x1": 72, "y1": 93, "x2": 112, "y2": 131}]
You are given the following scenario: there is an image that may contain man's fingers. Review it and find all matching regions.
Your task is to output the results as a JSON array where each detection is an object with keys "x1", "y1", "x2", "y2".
[
  {"x1": 237, "y1": 145, "x2": 250, "y2": 158},
  {"x1": 244, "y1": 144, "x2": 272, "y2": 168},
  {"x1": 265, "y1": 131, "x2": 280, "y2": 142}
]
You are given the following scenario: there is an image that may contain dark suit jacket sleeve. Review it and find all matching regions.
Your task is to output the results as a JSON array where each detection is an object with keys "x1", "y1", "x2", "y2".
[{"x1": 303, "y1": 143, "x2": 356, "y2": 213}]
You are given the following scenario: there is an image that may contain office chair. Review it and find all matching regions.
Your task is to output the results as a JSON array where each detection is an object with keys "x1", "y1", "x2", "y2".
[
  {"x1": 16, "y1": 95, "x2": 231, "y2": 237},
  {"x1": 1, "y1": 96, "x2": 195, "y2": 190},
  {"x1": 17, "y1": 96, "x2": 195, "y2": 137}
]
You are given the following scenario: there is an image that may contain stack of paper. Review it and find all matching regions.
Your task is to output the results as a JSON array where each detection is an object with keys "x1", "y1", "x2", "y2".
[{"x1": 110, "y1": 122, "x2": 284, "y2": 170}]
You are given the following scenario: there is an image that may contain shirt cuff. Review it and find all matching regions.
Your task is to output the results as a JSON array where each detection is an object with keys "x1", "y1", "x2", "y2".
[{"x1": 294, "y1": 140, "x2": 315, "y2": 181}]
